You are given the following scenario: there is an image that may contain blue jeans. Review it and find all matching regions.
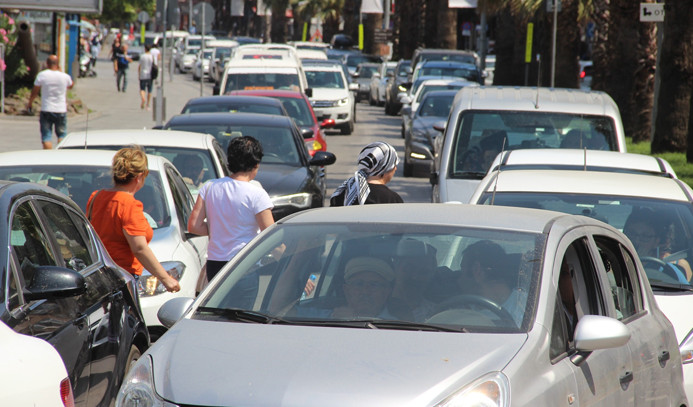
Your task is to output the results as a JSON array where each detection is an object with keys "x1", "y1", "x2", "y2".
[
  {"x1": 116, "y1": 68, "x2": 128, "y2": 91},
  {"x1": 39, "y1": 111, "x2": 67, "y2": 143}
]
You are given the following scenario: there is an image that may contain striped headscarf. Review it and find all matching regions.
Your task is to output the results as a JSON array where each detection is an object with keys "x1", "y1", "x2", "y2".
[{"x1": 331, "y1": 141, "x2": 399, "y2": 206}]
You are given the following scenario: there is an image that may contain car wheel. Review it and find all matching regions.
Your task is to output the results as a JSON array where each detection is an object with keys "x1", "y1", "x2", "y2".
[
  {"x1": 401, "y1": 124, "x2": 405, "y2": 139},
  {"x1": 124, "y1": 345, "x2": 141, "y2": 375},
  {"x1": 385, "y1": 100, "x2": 394, "y2": 115},
  {"x1": 341, "y1": 120, "x2": 354, "y2": 135}
]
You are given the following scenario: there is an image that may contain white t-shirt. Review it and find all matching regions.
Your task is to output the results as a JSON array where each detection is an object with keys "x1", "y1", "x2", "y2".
[
  {"x1": 34, "y1": 69, "x2": 73, "y2": 113},
  {"x1": 199, "y1": 177, "x2": 273, "y2": 261},
  {"x1": 150, "y1": 48, "x2": 160, "y2": 65},
  {"x1": 139, "y1": 53, "x2": 153, "y2": 80}
]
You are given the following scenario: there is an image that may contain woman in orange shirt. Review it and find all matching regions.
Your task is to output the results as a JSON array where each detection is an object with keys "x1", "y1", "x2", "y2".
[{"x1": 87, "y1": 146, "x2": 180, "y2": 293}]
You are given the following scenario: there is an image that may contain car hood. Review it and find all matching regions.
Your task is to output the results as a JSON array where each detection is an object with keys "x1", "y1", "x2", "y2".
[
  {"x1": 149, "y1": 227, "x2": 182, "y2": 260},
  {"x1": 442, "y1": 179, "x2": 481, "y2": 204},
  {"x1": 311, "y1": 87, "x2": 349, "y2": 100},
  {"x1": 255, "y1": 164, "x2": 308, "y2": 197},
  {"x1": 412, "y1": 117, "x2": 446, "y2": 137},
  {"x1": 151, "y1": 319, "x2": 526, "y2": 406}
]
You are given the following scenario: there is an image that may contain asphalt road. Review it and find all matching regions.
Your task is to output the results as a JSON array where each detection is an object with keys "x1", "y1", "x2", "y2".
[{"x1": 0, "y1": 46, "x2": 432, "y2": 203}]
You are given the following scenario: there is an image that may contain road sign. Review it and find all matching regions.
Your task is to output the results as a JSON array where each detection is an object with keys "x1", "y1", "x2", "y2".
[
  {"x1": 461, "y1": 21, "x2": 472, "y2": 37},
  {"x1": 640, "y1": 3, "x2": 665, "y2": 22},
  {"x1": 138, "y1": 11, "x2": 149, "y2": 23},
  {"x1": 373, "y1": 28, "x2": 392, "y2": 43},
  {"x1": 546, "y1": 0, "x2": 562, "y2": 12}
]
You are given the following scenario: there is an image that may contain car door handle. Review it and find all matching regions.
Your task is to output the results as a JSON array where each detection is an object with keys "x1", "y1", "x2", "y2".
[
  {"x1": 659, "y1": 350, "x2": 670, "y2": 367},
  {"x1": 619, "y1": 371, "x2": 633, "y2": 390}
]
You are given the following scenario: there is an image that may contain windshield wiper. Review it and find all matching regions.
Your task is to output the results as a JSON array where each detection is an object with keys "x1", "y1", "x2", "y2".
[
  {"x1": 648, "y1": 282, "x2": 693, "y2": 292},
  {"x1": 452, "y1": 171, "x2": 487, "y2": 179},
  {"x1": 196, "y1": 307, "x2": 290, "y2": 324},
  {"x1": 299, "y1": 319, "x2": 465, "y2": 332}
]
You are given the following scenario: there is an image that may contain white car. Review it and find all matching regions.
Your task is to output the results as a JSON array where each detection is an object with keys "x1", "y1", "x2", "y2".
[
  {"x1": 369, "y1": 60, "x2": 396, "y2": 106},
  {"x1": 0, "y1": 320, "x2": 74, "y2": 406},
  {"x1": 0, "y1": 150, "x2": 208, "y2": 340},
  {"x1": 176, "y1": 47, "x2": 199, "y2": 73},
  {"x1": 192, "y1": 48, "x2": 215, "y2": 81},
  {"x1": 58, "y1": 129, "x2": 229, "y2": 198},
  {"x1": 304, "y1": 64, "x2": 358, "y2": 135},
  {"x1": 469, "y1": 163, "x2": 693, "y2": 401}
]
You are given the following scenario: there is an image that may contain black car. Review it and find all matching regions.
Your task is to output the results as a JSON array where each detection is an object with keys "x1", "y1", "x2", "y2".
[
  {"x1": 180, "y1": 95, "x2": 291, "y2": 116},
  {"x1": 0, "y1": 181, "x2": 149, "y2": 406},
  {"x1": 403, "y1": 89, "x2": 456, "y2": 177},
  {"x1": 385, "y1": 59, "x2": 411, "y2": 115},
  {"x1": 163, "y1": 113, "x2": 336, "y2": 219}
]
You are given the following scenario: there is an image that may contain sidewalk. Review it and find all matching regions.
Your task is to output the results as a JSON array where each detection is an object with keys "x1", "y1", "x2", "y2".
[{"x1": 0, "y1": 42, "x2": 212, "y2": 152}]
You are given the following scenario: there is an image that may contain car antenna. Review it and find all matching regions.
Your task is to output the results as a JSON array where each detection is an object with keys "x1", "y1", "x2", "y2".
[{"x1": 490, "y1": 138, "x2": 507, "y2": 206}]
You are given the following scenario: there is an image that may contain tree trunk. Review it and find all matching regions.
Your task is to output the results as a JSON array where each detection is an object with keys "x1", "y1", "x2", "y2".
[
  {"x1": 589, "y1": 0, "x2": 610, "y2": 93},
  {"x1": 652, "y1": 1, "x2": 693, "y2": 156},
  {"x1": 438, "y1": 0, "x2": 457, "y2": 49},
  {"x1": 270, "y1": 0, "x2": 289, "y2": 43}
]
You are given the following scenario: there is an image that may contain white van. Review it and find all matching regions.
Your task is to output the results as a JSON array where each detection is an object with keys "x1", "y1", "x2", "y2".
[
  {"x1": 206, "y1": 39, "x2": 240, "y2": 85},
  {"x1": 215, "y1": 49, "x2": 311, "y2": 96},
  {"x1": 431, "y1": 86, "x2": 627, "y2": 203}
]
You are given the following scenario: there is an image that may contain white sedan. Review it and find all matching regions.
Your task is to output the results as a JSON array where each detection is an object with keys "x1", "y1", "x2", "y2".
[{"x1": 0, "y1": 150, "x2": 208, "y2": 340}]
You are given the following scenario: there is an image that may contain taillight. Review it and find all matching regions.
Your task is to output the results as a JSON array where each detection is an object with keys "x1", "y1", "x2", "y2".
[
  {"x1": 61, "y1": 378, "x2": 75, "y2": 407},
  {"x1": 580, "y1": 70, "x2": 586, "y2": 79}
]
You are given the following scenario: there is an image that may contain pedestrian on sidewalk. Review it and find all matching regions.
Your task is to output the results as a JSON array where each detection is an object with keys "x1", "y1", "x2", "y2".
[
  {"x1": 26, "y1": 54, "x2": 74, "y2": 149},
  {"x1": 114, "y1": 43, "x2": 132, "y2": 92},
  {"x1": 330, "y1": 141, "x2": 403, "y2": 206},
  {"x1": 138, "y1": 44, "x2": 154, "y2": 110}
]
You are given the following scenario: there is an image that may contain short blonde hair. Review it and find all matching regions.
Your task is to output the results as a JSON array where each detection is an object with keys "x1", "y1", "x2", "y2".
[{"x1": 112, "y1": 145, "x2": 148, "y2": 185}]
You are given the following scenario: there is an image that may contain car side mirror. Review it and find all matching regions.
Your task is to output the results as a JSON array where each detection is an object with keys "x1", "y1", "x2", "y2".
[
  {"x1": 309, "y1": 151, "x2": 336, "y2": 166},
  {"x1": 301, "y1": 128, "x2": 314, "y2": 139},
  {"x1": 151, "y1": 125, "x2": 164, "y2": 130},
  {"x1": 158, "y1": 297, "x2": 195, "y2": 328},
  {"x1": 386, "y1": 71, "x2": 394, "y2": 78},
  {"x1": 351, "y1": 72, "x2": 360, "y2": 78},
  {"x1": 304, "y1": 88, "x2": 313, "y2": 98},
  {"x1": 348, "y1": 83, "x2": 359, "y2": 92},
  {"x1": 570, "y1": 315, "x2": 630, "y2": 366},
  {"x1": 373, "y1": 72, "x2": 381, "y2": 79},
  {"x1": 22, "y1": 265, "x2": 86, "y2": 301},
  {"x1": 433, "y1": 123, "x2": 446, "y2": 133},
  {"x1": 320, "y1": 118, "x2": 336, "y2": 129}
]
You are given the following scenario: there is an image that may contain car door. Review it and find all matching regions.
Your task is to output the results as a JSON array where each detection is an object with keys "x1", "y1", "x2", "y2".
[
  {"x1": 36, "y1": 198, "x2": 128, "y2": 407},
  {"x1": 5, "y1": 197, "x2": 93, "y2": 405},
  {"x1": 549, "y1": 234, "x2": 635, "y2": 405},
  {"x1": 592, "y1": 234, "x2": 677, "y2": 406},
  {"x1": 165, "y1": 164, "x2": 207, "y2": 267}
]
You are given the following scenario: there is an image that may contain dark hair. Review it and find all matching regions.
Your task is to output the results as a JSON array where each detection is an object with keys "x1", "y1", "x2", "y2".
[
  {"x1": 227, "y1": 136, "x2": 263, "y2": 173},
  {"x1": 145, "y1": 44, "x2": 152, "y2": 52}
]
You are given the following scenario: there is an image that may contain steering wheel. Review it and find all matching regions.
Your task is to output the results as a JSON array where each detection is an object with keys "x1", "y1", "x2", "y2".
[
  {"x1": 640, "y1": 256, "x2": 685, "y2": 282},
  {"x1": 426, "y1": 294, "x2": 516, "y2": 325}
]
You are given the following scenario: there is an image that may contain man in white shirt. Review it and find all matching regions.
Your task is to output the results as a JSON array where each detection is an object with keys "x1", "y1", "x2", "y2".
[{"x1": 26, "y1": 55, "x2": 74, "y2": 149}]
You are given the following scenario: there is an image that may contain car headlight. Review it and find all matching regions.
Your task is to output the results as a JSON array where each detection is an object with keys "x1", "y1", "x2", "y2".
[
  {"x1": 116, "y1": 356, "x2": 166, "y2": 407},
  {"x1": 680, "y1": 328, "x2": 693, "y2": 364},
  {"x1": 435, "y1": 372, "x2": 509, "y2": 407},
  {"x1": 336, "y1": 97, "x2": 349, "y2": 106},
  {"x1": 271, "y1": 193, "x2": 312, "y2": 209},
  {"x1": 137, "y1": 261, "x2": 185, "y2": 297},
  {"x1": 398, "y1": 85, "x2": 408, "y2": 92}
]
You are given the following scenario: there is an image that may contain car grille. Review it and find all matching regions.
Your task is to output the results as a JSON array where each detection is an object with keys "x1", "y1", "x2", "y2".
[{"x1": 312, "y1": 100, "x2": 336, "y2": 108}]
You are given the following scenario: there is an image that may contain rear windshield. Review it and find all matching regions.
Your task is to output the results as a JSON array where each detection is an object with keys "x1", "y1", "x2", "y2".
[
  {"x1": 224, "y1": 72, "x2": 300, "y2": 94},
  {"x1": 449, "y1": 110, "x2": 618, "y2": 178}
]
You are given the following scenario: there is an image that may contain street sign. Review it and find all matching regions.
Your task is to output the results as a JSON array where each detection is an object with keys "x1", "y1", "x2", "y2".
[
  {"x1": 373, "y1": 28, "x2": 392, "y2": 43},
  {"x1": 640, "y1": 3, "x2": 665, "y2": 22},
  {"x1": 461, "y1": 21, "x2": 472, "y2": 37},
  {"x1": 193, "y1": 2, "x2": 215, "y2": 33},
  {"x1": 546, "y1": 0, "x2": 562, "y2": 12},
  {"x1": 138, "y1": 11, "x2": 150, "y2": 23}
]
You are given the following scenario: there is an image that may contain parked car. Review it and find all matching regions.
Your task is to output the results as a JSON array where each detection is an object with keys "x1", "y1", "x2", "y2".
[
  {"x1": 207, "y1": 39, "x2": 240, "y2": 85},
  {"x1": 303, "y1": 63, "x2": 357, "y2": 134},
  {"x1": 351, "y1": 62, "x2": 380, "y2": 102},
  {"x1": 369, "y1": 60, "x2": 396, "y2": 106},
  {"x1": 229, "y1": 89, "x2": 333, "y2": 156},
  {"x1": 175, "y1": 47, "x2": 199, "y2": 73},
  {"x1": 0, "y1": 150, "x2": 207, "y2": 341},
  {"x1": 468, "y1": 159, "x2": 693, "y2": 401},
  {"x1": 403, "y1": 89, "x2": 456, "y2": 178},
  {"x1": 431, "y1": 86, "x2": 627, "y2": 203},
  {"x1": 341, "y1": 52, "x2": 383, "y2": 75},
  {"x1": 385, "y1": 59, "x2": 411, "y2": 115},
  {"x1": 0, "y1": 317, "x2": 74, "y2": 406},
  {"x1": 0, "y1": 177, "x2": 149, "y2": 405},
  {"x1": 117, "y1": 203, "x2": 688, "y2": 407},
  {"x1": 192, "y1": 48, "x2": 215, "y2": 81},
  {"x1": 180, "y1": 95, "x2": 290, "y2": 116},
  {"x1": 57, "y1": 129, "x2": 229, "y2": 198},
  {"x1": 163, "y1": 112, "x2": 336, "y2": 219}
]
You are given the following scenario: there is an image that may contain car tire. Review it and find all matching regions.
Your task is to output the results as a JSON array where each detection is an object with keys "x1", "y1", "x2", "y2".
[
  {"x1": 341, "y1": 120, "x2": 354, "y2": 135},
  {"x1": 385, "y1": 100, "x2": 394, "y2": 116},
  {"x1": 124, "y1": 345, "x2": 141, "y2": 375}
]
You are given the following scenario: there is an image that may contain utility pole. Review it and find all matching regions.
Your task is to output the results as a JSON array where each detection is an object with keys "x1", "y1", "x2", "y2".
[
  {"x1": 550, "y1": 0, "x2": 558, "y2": 88},
  {"x1": 200, "y1": 2, "x2": 205, "y2": 96},
  {"x1": 155, "y1": 0, "x2": 168, "y2": 126}
]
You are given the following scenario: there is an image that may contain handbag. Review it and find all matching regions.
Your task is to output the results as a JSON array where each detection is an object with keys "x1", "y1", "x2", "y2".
[{"x1": 151, "y1": 63, "x2": 159, "y2": 80}]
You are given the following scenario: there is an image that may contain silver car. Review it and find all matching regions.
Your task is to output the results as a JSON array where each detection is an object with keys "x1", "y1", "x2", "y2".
[{"x1": 117, "y1": 204, "x2": 687, "y2": 407}]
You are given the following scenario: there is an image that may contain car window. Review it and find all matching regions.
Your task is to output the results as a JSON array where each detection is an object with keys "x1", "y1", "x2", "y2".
[
  {"x1": 418, "y1": 94, "x2": 454, "y2": 118},
  {"x1": 199, "y1": 224, "x2": 543, "y2": 333},
  {"x1": 451, "y1": 111, "x2": 618, "y2": 176},
  {"x1": 134, "y1": 173, "x2": 171, "y2": 229},
  {"x1": 11, "y1": 201, "x2": 58, "y2": 286},
  {"x1": 305, "y1": 70, "x2": 344, "y2": 89},
  {"x1": 165, "y1": 164, "x2": 194, "y2": 227},
  {"x1": 396, "y1": 61, "x2": 411, "y2": 77},
  {"x1": 213, "y1": 141, "x2": 229, "y2": 177},
  {"x1": 182, "y1": 102, "x2": 285, "y2": 115},
  {"x1": 224, "y1": 73, "x2": 300, "y2": 94},
  {"x1": 594, "y1": 236, "x2": 643, "y2": 320},
  {"x1": 277, "y1": 97, "x2": 314, "y2": 127},
  {"x1": 37, "y1": 200, "x2": 94, "y2": 272}
]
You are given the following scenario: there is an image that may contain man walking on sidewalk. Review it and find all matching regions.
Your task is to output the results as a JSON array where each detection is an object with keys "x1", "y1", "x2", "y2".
[
  {"x1": 26, "y1": 54, "x2": 74, "y2": 149},
  {"x1": 114, "y1": 43, "x2": 132, "y2": 92}
]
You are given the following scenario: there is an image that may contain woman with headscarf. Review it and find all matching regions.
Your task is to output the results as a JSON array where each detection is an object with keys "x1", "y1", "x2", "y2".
[{"x1": 330, "y1": 141, "x2": 403, "y2": 206}]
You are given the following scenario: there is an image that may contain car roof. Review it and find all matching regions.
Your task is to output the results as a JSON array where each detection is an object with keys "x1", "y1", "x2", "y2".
[
  {"x1": 206, "y1": 39, "x2": 239, "y2": 47},
  {"x1": 277, "y1": 203, "x2": 601, "y2": 235},
  {"x1": 303, "y1": 64, "x2": 343, "y2": 72},
  {"x1": 184, "y1": 95, "x2": 285, "y2": 107},
  {"x1": 421, "y1": 89, "x2": 460, "y2": 99},
  {"x1": 488, "y1": 149, "x2": 677, "y2": 178},
  {"x1": 59, "y1": 129, "x2": 217, "y2": 150},
  {"x1": 165, "y1": 112, "x2": 294, "y2": 127},
  {"x1": 229, "y1": 89, "x2": 306, "y2": 99},
  {"x1": 453, "y1": 86, "x2": 620, "y2": 116},
  {"x1": 0, "y1": 149, "x2": 169, "y2": 170},
  {"x1": 475, "y1": 169, "x2": 692, "y2": 202},
  {"x1": 419, "y1": 60, "x2": 477, "y2": 68}
]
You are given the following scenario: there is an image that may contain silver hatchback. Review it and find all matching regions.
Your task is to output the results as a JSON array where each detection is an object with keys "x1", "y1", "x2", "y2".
[{"x1": 117, "y1": 204, "x2": 687, "y2": 407}]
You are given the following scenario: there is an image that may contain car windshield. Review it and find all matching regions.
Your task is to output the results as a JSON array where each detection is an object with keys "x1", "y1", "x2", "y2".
[
  {"x1": 417, "y1": 94, "x2": 454, "y2": 118},
  {"x1": 356, "y1": 65, "x2": 378, "y2": 79},
  {"x1": 197, "y1": 223, "x2": 542, "y2": 333},
  {"x1": 396, "y1": 61, "x2": 411, "y2": 77},
  {"x1": 418, "y1": 53, "x2": 477, "y2": 66},
  {"x1": 275, "y1": 96, "x2": 314, "y2": 127},
  {"x1": 201, "y1": 50, "x2": 213, "y2": 59},
  {"x1": 182, "y1": 101, "x2": 285, "y2": 116},
  {"x1": 479, "y1": 192, "x2": 693, "y2": 288},
  {"x1": 346, "y1": 55, "x2": 379, "y2": 68},
  {"x1": 305, "y1": 70, "x2": 345, "y2": 89},
  {"x1": 215, "y1": 47, "x2": 234, "y2": 59},
  {"x1": 166, "y1": 124, "x2": 301, "y2": 165},
  {"x1": 224, "y1": 73, "x2": 300, "y2": 94},
  {"x1": 0, "y1": 165, "x2": 170, "y2": 228},
  {"x1": 415, "y1": 66, "x2": 479, "y2": 82},
  {"x1": 415, "y1": 84, "x2": 464, "y2": 103},
  {"x1": 449, "y1": 111, "x2": 618, "y2": 177}
]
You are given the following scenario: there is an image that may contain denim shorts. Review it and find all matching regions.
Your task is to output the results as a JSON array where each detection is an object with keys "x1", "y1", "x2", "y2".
[
  {"x1": 139, "y1": 79, "x2": 153, "y2": 93},
  {"x1": 39, "y1": 111, "x2": 67, "y2": 142}
]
